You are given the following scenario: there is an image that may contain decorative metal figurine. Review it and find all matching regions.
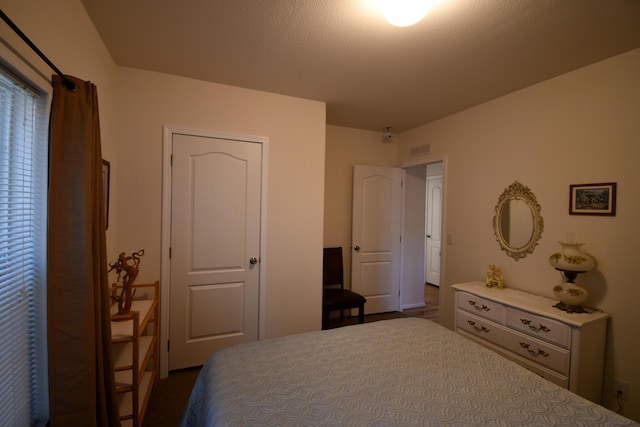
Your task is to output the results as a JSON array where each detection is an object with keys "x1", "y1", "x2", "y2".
[
  {"x1": 485, "y1": 264, "x2": 505, "y2": 289},
  {"x1": 109, "y1": 249, "x2": 145, "y2": 314}
]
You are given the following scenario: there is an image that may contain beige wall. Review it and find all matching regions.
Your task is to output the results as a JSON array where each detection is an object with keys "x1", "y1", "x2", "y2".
[
  {"x1": 0, "y1": 0, "x2": 120, "y2": 163},
  {"x1": 1, "y1": 0, "x2": 327, "y2": 343},
  {"x1": 402, "y1": 165, "x2": 427, "y2": 308},
  {"x1": 397, "y1": 48, "x2": 640, "y2": 420},
  {"x1": 113, "y1": 68, "x2": 326, "y2": 340}
]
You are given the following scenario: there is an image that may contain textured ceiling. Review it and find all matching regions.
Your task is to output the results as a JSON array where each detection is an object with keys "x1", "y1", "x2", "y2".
[{"x1": 81, "y1": 0, "x2": 640, "y2": 132}]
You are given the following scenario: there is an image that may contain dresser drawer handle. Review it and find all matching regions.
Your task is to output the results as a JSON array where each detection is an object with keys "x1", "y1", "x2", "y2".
[
  {"x1": 467, "y1": 320, "x2": 489, "y2": 333},
  {"x1": 519, "y1": 342, "x2": 549, "y2": 358},
  {"x1": 468, "y1": 300, "x2": 490, "y2": 312},
  {"x1": 520, "y1": 318, "x2": 551, "y2": 333}
]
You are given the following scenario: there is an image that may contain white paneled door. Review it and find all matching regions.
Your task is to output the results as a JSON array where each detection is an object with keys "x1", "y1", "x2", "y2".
[
  {"x1": 425, "y1": 175, "x2": 442, "y2": 287},
  {"x1": 351, "y1": 165, "x2": 404, "y2": 314},
  {"x1": 169, "y1": 133, "x2": 262, "y2": 370}
]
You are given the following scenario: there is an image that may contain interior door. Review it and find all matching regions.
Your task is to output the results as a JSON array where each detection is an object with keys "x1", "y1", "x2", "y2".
[
  {"x1": 351, "y1": 165, "x2": 403, "y2": 314},
  {"x1": 169, "y1": 133, "x2": 262, "y2": 370},
  {"x1": 425, "y1": 175, "x2": 442, "y2": 287}
]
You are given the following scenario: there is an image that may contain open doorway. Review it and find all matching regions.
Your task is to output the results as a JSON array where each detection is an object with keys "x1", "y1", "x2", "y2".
[{"x1": 402, "y1": 161, "x2": 444, "y2": 310}]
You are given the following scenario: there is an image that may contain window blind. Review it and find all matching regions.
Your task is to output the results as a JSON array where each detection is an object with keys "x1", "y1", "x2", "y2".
[{"x1": 0, "y1": 67, "x2": 48, "y2": 426}]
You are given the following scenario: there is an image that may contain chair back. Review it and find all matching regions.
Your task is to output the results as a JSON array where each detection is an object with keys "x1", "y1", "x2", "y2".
[{"x1": 323, "y1": 247, "x2": 344, "y2": 290}]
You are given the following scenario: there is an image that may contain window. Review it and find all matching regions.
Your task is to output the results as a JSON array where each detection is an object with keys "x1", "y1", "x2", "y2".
[{"x1": 0, "y1": 64, "x2": 49, "y2": 426}]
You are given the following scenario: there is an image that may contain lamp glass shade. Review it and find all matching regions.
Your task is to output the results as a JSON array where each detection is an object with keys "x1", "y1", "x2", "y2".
[
  {"x1": 380, "y1": 0, "x2": 431, "y2": 27},
  {"x1": 548, "y1": 241, "x2": 595, "y2": 273},
  {"x1": 549, "y1": 241, "x2": 595, "y2": 312}
]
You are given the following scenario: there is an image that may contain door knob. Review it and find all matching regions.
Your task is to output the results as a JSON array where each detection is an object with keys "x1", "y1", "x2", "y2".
[
  {"x1": 249, "y1": 257, "x2": 258, "y2": 265},
  {"x1": 354, "y1": 245, "x2": 360, "y2": 251}
]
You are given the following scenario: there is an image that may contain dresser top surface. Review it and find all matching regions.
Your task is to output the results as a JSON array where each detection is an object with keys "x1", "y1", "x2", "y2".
[{"x1": 453, "y1": 281, "x2": 609, "y2": 326}]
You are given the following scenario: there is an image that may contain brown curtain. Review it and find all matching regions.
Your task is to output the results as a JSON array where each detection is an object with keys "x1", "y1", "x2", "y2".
[{"x1": 47, "y1": 75, "x2": 120, "y2": 427}]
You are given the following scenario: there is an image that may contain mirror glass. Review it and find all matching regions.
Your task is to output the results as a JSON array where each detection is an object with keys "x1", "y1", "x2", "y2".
[{"x1": 493, "y1": 181, "x2": 543, "y2": 261}]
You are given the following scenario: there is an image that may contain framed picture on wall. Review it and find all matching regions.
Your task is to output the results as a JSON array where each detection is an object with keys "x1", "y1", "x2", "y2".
[
  {"x1": 569, "y1": 182, "x2": 616, "y2": 216},
  {"x1": 102, "y1": 159, "x2": 110, "y2": 229}
]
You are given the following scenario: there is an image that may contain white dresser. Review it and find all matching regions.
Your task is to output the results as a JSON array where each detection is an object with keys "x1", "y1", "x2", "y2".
[{"x1": 453, "y1": 281, "x2": 609, "y2": 403}]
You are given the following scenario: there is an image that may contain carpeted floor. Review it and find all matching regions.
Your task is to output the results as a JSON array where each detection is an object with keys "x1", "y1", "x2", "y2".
[
  {"x1": 141, "y1": 284, "x2": 439, "y2": 427},
  {"x1": 142, "y1": 366, "x2": 201, "y2": 427}
]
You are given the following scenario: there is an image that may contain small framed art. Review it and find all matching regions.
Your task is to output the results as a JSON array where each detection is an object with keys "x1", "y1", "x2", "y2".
[{"x1": 569, "y1": 182, "x2": 616, "y2": 216}]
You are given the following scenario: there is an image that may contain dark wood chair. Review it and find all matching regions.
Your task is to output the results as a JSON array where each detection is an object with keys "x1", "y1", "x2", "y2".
[{"x1": 322, "y1": 247, "x2": 366, "y2": 329}]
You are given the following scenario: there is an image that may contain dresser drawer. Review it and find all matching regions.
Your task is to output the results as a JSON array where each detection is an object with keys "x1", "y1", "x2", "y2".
[
  {"x1": 501, "y1": 328, "x2": 570, "y2": 375},
  {"x1": 457, "y1": 291, "x2": 505, "y2": 323},
  {"x1": 458, "y1": 310, "x2": 570, "y2": 375},
  {"x1": 457, "y1": 310, "x2": 509, "y2": 349},
  {"x1": 506, "y1": 307, "x2": 571, "y2": 348},
  {"x1": 489, "y1": 344, "x2": 569, "y2": 389}
]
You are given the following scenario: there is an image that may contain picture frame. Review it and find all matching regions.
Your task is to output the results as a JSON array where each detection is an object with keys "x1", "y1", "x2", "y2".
[
  {"x1": 102, "y1": 159, "x2": 110, "y2": 229},
  {"x1": 569, "y1": 182, "x2": 616, "y2": 216}
]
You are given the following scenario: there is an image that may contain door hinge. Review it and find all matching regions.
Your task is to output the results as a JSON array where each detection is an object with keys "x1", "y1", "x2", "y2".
[
  {"x1": 167, "y1": 340, "x2": 170, "y2": 352},
  {"x1": 171, "y1": 154, "x2": 173, "y2": 166},
  {"x1": 169, "y1": 247, "x2": 172, "y2": 259}
]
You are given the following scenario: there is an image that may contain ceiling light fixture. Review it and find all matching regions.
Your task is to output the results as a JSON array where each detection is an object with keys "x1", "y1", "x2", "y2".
[
  {"x1": 382, "y1": 126, "x2": 396, "y2": 143},
  {"x1": 380, "y1": 0, "x2": 432, "y2": 27}
]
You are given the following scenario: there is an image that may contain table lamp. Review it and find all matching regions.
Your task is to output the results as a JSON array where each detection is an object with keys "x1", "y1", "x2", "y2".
[{"x1": 548, "y1": 241, "x2": 595, "y2": 313}]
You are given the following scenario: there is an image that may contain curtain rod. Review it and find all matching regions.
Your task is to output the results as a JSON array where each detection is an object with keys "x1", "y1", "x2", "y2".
[{"x1": 0, "y1": 9, "x2": 76, "y2": 91}]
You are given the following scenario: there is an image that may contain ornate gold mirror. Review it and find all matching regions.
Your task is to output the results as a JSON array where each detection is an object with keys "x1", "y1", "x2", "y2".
[{"x1": 493, "y1": 181, "x2": 544, "y2": 261}]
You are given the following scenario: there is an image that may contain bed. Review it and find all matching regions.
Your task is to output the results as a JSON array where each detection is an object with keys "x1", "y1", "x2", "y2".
[{"x1": 181, "y1": 318, "x2": 637, "y2": 426}]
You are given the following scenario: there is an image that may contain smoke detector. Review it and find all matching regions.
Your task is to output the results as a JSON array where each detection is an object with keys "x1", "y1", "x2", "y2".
[{"x1": 382, "y1": 126, "x2": 396, "y2": 144}]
